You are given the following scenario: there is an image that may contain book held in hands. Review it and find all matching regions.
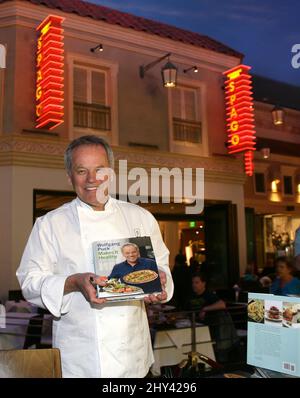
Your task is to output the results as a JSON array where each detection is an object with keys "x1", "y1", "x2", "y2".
[{"x1": 93, "y1": 236, "x2": 162, "y2": 302}]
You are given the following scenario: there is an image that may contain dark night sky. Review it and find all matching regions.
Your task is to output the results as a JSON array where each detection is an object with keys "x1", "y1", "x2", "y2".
[{"x1": 91, "y1": 0, "x2": 300, "y2": 86}]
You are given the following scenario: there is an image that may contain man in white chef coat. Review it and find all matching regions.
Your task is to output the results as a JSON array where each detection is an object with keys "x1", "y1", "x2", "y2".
[{"x1": 17, "y1": 135, "x2": 173, "y2": 378}]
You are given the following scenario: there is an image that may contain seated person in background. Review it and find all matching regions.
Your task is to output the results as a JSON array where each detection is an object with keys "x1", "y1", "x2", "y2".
[
  {"x1": 185, "y1": 273, "x2": 239, "y2": 363},
  {"x1": 186, "y1": 273, "x2": 226, "y2": 319},
  {"x1": 259, "y1": 276, "x2": 273, "y2": 289},
  {"x1": 259, "y1": 255, "x2": 276, "y2": 278},
  {"x1": 270, "y1": 256, "x2": 300, "y2": 296},
  {"x1": 241, "y1": 263, "x2": 258, "y2": 282},
  {"x1": 238, "y1": 263, "x2": 262, "y2": 293}
]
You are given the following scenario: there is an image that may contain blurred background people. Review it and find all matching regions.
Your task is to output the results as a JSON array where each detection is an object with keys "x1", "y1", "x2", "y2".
[
  {"x1": 185, "y1": 272, "x2": 226, "y2": 318},
  {"x1": 259, "y1": 255, "x2": 276, "y2": 278},
  {"x1": 270, "y1": 256, "x2": 300, "y2": 296},
  {"x1": 170, "y1": 252, "x2": 190, "y2": 309},
  {"x1": 185, "y1": 273, "x2": 239, "y2": 363},
  {"x1": 237, "y1": 262, "x2": 262, "y2": 293}
]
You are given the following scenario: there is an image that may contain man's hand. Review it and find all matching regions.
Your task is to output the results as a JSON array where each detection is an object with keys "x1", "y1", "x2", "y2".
[
  {"x1": 64, "y1": 273, "x2": 107, "y2": 305},
  {"x1": 144, "y1": 270, "x2": 167, "y2": 304},
  {"x1": 199, "y1": 309, "x2": 206, "y2": 320}
]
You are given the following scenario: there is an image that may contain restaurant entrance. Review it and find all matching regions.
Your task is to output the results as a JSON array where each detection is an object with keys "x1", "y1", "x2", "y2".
[
  {"x1": 142, "y1": 201, "x2": 240, "y2": 289},
  {"x1": 33, "y1": 190, "x2": 240, "y2": 289}
]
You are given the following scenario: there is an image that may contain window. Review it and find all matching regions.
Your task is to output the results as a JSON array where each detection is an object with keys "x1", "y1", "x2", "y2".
[
  {"x1": 171, "y1": 86, "x2": 201, "y2": 143},
  {"x1": 283, "y1": 175, "x2": 293, "y2": 195},
  {"x1": 73, "y1": 66, "x2": 111, "y2": 131},
  {"x1": 254, "y1": 173, "x2": 265, "y2": 193}
]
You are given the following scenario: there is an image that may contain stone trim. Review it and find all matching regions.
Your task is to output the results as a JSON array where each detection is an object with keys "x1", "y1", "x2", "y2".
[{"x1": 0, "y1": 135, "x2": 245, "y2": 183}]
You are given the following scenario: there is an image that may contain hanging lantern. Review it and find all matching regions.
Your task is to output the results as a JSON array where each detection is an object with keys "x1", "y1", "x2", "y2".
[{"x1": 161, "y1": 60, "x2": 177, "y2": 88}]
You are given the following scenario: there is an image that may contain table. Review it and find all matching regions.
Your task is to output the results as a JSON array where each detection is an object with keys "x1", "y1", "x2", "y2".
[
  {"x1": 0, "y1": 313, "x2": 33, "y2": 349},
  {"x1": 0, "y1": 312, "x2": 52, "y2": 350},
  {"x1": 5, "y1": 300, "x2": 38, "y2": 314},
  {"x1": 151, "y1": 325, "x2": 215, "y2": 376}
]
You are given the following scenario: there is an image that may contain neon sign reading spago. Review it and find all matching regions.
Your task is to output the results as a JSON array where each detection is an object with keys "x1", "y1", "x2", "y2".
[
  {"x1": 223, "y1": 64, "x2": 256, "y2": 176},
  {"x1": 36, "y1": 15, "x2": 65, "y2": 130}
]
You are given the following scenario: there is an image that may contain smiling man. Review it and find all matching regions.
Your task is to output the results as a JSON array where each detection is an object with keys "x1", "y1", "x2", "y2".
[
  {"x1": 109, "y1": 243, "x2": 160, "y2": 285},
  {"x1": 17, "y1": 135, "x2": 173, "y2": 378},
  {"x1": 67, "y1": 143, "x2": 110, "y2": 211}
]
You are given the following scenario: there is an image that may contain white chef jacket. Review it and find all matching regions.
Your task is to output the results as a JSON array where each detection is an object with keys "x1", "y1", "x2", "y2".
[{"x1": 16, "y1": 197, "x2": 173, "y2": 378}]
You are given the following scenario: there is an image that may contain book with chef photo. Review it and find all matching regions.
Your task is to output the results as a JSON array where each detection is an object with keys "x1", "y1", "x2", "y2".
[
  {"x1": 92, "y1": 236, "x2": 163, "y2": 302},
  {"x1": 247, "y1": 292, "x2": 300, "y2": 377}
]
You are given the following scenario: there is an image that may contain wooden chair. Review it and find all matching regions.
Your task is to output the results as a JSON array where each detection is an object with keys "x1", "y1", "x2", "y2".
[{"x1": 0, "y1": 348, "x2": 62, "y2": 378}]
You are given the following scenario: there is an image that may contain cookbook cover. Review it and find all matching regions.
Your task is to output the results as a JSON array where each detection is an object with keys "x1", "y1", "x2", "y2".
[
  {"x1": 247, "y1": 292, "x2": 300, "y2": 377},
  {"x1": 93, "y1": 236, "x2": 162, "y2": 302}
]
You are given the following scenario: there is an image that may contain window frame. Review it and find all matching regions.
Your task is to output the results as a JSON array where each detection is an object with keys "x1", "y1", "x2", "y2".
[
  {"x1": 73, "y1": 66, "x2": 108, "y2": 106},
  {"x1": 283, "y1": 175, "x2": 294, "y2": 196},
  {"x1": 67, "y1": 53, "x2": 119, "y2": 144},
  {"x1": 168, "y1": 78, "x2": 208, "y2": 156},
  {"x1": 172, "y1": 85, "x2": 200, "y2": 122},
  {"x1": 254, "y1": 171, "x2": 267, "y2": 195}
]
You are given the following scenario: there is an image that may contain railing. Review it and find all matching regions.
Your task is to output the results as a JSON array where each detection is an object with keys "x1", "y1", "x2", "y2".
[
  {"x1": 173, "y1": 118, "x2": 202, "y2": 143},
  {"x1": 74, "y1": 102, "x2": 111, "y2": 131},
  {"x1": 0, "y1": 312, "x2": 53, "y2": 349},
  {"x1": 148, "y1": 307, "x2": 248, "y2": 376}
]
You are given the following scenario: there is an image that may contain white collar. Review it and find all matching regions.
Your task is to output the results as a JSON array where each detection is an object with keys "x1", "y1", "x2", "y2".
[{"x1": 76, "y1": 196, "x2": 113, "y2": 212}]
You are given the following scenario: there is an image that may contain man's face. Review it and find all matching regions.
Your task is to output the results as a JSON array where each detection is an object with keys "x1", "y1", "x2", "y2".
[
  {"x1": 122, "y1": 246, "x2": 140, "y2": 265},
  {"x1": 68, "y1": 144, "x2": 110, "y2": 211},
  {"x1": 192, "y1": 277, "x2": 206, "y2": 295}
]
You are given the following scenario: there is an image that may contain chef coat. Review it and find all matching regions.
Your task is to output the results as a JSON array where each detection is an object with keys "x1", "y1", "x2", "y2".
[{"x1": 17, "y1": 197, "x2": 173, "y2": 378}]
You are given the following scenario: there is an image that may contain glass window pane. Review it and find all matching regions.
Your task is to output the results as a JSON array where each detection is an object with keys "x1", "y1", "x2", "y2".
[
  {"x1": 91, "y1": 71, "x2": 106, "y2": 105},
  {"x1": 255, "y1": 173, "x2": 265, "y2": 193},
  {"x1": 73, "y1": 68, "x2": 87, "y2": 102},
  {"x1": 283, "y1": 176, "x2": 293, "y2": 195},
  {"x1": 184, "y1": 89, "x2": 197, "y2": 121},
  {"x1": 172, "y1": 88, "x2": 182, "y2": 118}
]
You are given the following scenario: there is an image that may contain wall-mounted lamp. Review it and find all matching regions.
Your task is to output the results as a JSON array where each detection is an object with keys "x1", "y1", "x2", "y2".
[
  {"x1": 90, "y1": 44, "x2": 103, "y2": 53},
  {"x1": 139, "y1": 53, "x2": 177, "y2": 88},
  {"x1": 271, "y1": 179, "x2": 280, "y2": 193},
  {"x1": 296, "y1": 173, "x2": 300, "y2": 194},
  {"x1": 272, "y1": 105, "x2": 284, "y2": 125},
  {"x1": 261, "y1": 148, "x2": 270, "y2": 159},
  {"x1": 183, "y1": 65, "x2": 198, "y2": 73},
  {"x1": 268, "y1": 164, "x2": 281, "y2": 193},
  {"x1": 0, "y1": 44, "x2": 6, "y2": 69}
]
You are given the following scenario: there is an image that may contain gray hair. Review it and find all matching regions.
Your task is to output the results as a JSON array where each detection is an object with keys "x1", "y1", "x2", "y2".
[
  {"x1": 64, "y1": 135, "x2": 114, "y2": 175},
  {"x1": 121, "y1": 243, "x2": 140, "y2": 253}
]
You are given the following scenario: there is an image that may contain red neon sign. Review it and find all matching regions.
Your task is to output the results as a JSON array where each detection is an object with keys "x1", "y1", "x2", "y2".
[
  {"x1": 36, "y1": 15, "x2": 65, "y2": 130},
  {"x1": 223, "y1": 64, "x2": 256, "y2": 176}
]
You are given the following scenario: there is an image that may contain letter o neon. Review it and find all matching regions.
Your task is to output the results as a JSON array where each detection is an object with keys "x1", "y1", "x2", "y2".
[{"x1": 231, "y1": 135, "x2": 240, "y2": 146}]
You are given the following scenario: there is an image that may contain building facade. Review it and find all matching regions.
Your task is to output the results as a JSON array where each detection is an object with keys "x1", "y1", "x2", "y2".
[
  {"x1": 245, "y1": 76, "x2": 300, "y2": 270},
  {"x1": 0, "y1": 0, "x2": 248, "y2": 300}
]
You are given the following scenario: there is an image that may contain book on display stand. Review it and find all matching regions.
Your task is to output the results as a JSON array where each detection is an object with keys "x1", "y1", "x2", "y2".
[{"x1": 247, "y1": 292, "x2": 300, "y2": 378}]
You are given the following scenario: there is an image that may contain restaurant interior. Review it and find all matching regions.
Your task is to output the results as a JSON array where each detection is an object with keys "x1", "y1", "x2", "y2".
[{"x1": 0, "y1": 191, "x2": 291, "y2": 378}]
